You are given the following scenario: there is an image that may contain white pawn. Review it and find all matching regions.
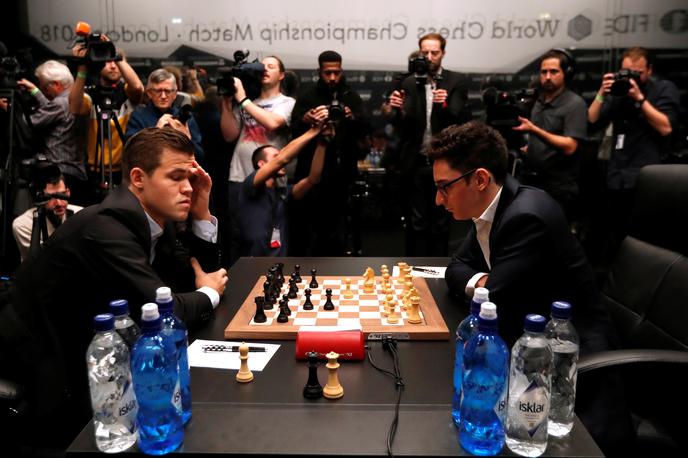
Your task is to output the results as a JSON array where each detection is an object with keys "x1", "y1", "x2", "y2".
[
  {"x1": 343, "y1": 277, "x2": 354, "y2": 299},
  {"x1": 387, "y1": 299, "x2": 399, "y2": 324},
  {"x1": 323, "y1": 351, "x2": 344, "y2": 399},
  {"x1": 236, "y1": 342, "x2": 254, "y2": 383}
]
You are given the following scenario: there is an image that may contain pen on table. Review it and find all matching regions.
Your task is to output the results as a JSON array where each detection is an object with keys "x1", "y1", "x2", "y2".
[
  {"x1": 202, "y1": 345, "x2": 267, "y2": 352},
  {"x1": 412, "y1": 266, "x2": 439, "y2": 275}
]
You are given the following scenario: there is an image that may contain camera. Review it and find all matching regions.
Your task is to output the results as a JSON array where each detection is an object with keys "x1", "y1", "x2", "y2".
[
  {"x1": 408, "y1": 55, "x2": 430, "y2": 83},
  {"x1": 74, "y1": 22, "x2": 120, "y2": 64},
  {"x1": 327, "y1": 98, "x2": 345, "y2": 124},
  {"x1": 216, "y1": 50, "x2": 265, "y2": 100},
  {"x1": 482, "y1": 86, "x2": 538, "y2": 150},
  {"x1": 0, "y1": 44, "x2": 32, "y2": 89},
  {"x1": 610, "y1": 69, "x2": 642, "y2": 96},
  {"x1": 175, "y1": 103, "x2": 193, "y2": 124}
]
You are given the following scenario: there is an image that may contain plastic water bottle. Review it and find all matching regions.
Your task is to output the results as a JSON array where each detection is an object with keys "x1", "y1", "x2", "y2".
[
  {"x1": 459, "y1": 302, "x2": 509, "y2": 456},
  {"x1": 545, "y1": 301, "x2": 579, "y2": 437},
  {"x1": 506, "y1": 314, "x2": 552, "y2": 457},
  {"x1": 109, "y1": 299, "x2": 141, "y2": 349},
  {"x1": 131, "y1": 303, "x2": 184, "y2": 455},
  {"x1": 86, "y1": 313, "x2": 138, "y2": 453},
  {"x1": 156, "y1": 286, "x2": 192, "y2": 424},
  {"x1": 452, "y1": 287, "x2": 489, "y2": 426}
]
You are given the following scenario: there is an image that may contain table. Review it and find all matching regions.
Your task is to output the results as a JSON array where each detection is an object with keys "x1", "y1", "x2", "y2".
[{"x1": 67, "y1": 257, "x2": 603, "y2": 457}]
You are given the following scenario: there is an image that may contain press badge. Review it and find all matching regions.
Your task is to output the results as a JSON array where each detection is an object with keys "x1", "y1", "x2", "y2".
[
  {"x1": 615, "y1": 134, "x2": 625, "y2": 150},
  {"x1": 270, "y1": 228, "x2": 281, "y2": 249}
]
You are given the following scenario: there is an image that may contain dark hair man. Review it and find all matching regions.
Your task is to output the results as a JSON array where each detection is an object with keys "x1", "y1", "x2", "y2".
[
  {"x1": 513, "y1": 49, "x2": 587, "y2": 223},
  {"x1": 1, "y1": 127, "x2": 227, "y2": 449},
  {"x1": 289, "y1": 50, "x2": 368, "y2": 256},
  {"x1": 237, "y1": 122, "x2": 331, "y2": 256},
  {"x1": 69, "y1": 38, "x2": 144, "y2": 193},
  {"x1": 587, "y1": 46, "x2": 679, "y2": 256},
  {"x1": 385, "y1": 33, "x2": 471, "y2": 256}
]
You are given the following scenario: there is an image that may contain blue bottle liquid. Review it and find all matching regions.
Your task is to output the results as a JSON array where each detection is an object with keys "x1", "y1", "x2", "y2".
[
  {"x1": 156, "y1": 286, "x2": 192, "y2": 424},
  {"x1": 459, "y1": 302, "x2": 509, "y2": 456},
  {"x1": 131, "y1": 303, "x2": 184, "y2": 455},
  {"x1": 452, "y1": 287, "x2": 489, "y2": 426}
]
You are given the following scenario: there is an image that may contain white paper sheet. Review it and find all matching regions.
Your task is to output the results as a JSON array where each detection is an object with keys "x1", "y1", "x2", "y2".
[{"x1": 188, "y1": 339, "x2": 280, "y2": 371}]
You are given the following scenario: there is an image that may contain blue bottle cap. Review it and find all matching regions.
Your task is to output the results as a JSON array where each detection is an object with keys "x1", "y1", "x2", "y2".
[
  {"x1": 109, "y1": 299, "x2": 129, "y2": 317},
  {"x1": 524, "y1": 314, "x2": 546, "y2": 332},
  {"x1": 551, "y1": 301, "x2": 572, "y2": 319},
  {"x1": 93, "y1": 313, "x2": 115, "y2": 332}
]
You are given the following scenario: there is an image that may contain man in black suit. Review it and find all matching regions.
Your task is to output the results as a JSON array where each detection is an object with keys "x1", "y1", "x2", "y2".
[
  {"x1": 0, "y1": 127, "x2": 227, "y2": 449},
  {"x1": 386, "y1": 33, "x2": 471, "y2": 256},
  {"x1": 428, "y1": 121, "x2": 613, "y2": 351}
]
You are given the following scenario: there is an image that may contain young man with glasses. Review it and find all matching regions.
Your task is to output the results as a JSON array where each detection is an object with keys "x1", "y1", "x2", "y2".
[
  {"x1": 125, "y1": 68, "x2": 204, "y2": 159},
  {"x1": 428, "y1": 121, "x2": 614, "y2": 354}
]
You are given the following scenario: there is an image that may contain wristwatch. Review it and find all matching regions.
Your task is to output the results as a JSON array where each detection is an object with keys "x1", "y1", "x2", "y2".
[{"x1": 635, "y1": 97, "x2": 646, "y2": 109}]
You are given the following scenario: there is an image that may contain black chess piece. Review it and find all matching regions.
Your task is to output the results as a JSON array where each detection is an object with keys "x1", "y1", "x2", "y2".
[
  {"x1": 288, "y1": 278, "x2": 298, "y2": 299},
  {"x1": 310, "y1": 268, "x2": 318, "y2": 288},
  {"x1": 253, "y1": 296, "x2": 267, "y2": 323},
  {"x1": 263, "y1": 280, "x2": 274, "y2": 310},
  {"x1": 276, "y1": 305, "x2": 289, "y2": 323},
  {"x1": 303, "y1": 288, "x2": 314, "y2": 310},
  {"x1": 294, "y1": 264, "x2": 302, "y2": 283},
  {"x1": 276, "y1": 263, "x2": 285, "y2": 286},
  {"x1": 303, "y1": 352, "x2": 323, "y2": 399},
  {"x1": 323, "y1": 288, "x2": 335, "y2": 311},
  {"x1": 281, "y1": 294, "x2": 292, "y2": 316}
]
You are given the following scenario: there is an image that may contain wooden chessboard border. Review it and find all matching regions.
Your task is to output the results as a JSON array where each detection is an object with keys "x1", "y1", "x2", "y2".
[{"x1": 224, "y1": 275, "x2": 450, "y2": 341}]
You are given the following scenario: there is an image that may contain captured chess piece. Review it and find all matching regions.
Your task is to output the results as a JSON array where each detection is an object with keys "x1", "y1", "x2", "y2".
[
  {"x1": 253, "y1": 296, "x2": 267, "y2": 323},
  {"x1": 323, "y1": 288, "x2": 335, "y2": 311},
  {"x1": 236, "y1": 342, "x2": 254, "y2": 383},
  {"x1": 303, "y1": 351, "x2": 323, "y2": 399},
  {"x1": 343, "y1": 278, "x2": 354, "y2": 299},
  {"x1": 310, "y1": 268, "x2": 318, "y2": 288},
  {"x1": 294, "y1": 264, "x2": 302, "y2": 283},
  {"x1": 303, "y1": 288, "x2": 314, "y2": 310},
  {"x1": 323, "y1": 351, "x2": 344, "y2": 399}
]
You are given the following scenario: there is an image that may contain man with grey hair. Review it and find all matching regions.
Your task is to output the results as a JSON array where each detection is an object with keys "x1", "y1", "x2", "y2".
[
  {"x1": 1, "y1": 60, "x2": 87, "y2": 203},
  {"x1": 125, "y1": 68, "x2": 204, "y2": 158}
]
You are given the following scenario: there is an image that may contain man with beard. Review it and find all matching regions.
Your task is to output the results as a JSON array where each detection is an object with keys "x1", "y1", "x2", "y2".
[
  {"x1": 513, "y1": 49, "x2": 587, "y2": 223},
  {"x1": 587, "y1": 46, "x2": 679, "y2": 255}
]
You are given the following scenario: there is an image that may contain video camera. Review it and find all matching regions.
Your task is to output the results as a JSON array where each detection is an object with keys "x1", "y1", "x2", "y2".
[
  {"x1": 72, "y1": 21, "x2": 121, "y2": 80},
  {"x1": 0, "y1": 42, "x2": 32, "y2": 89},
  {"x1": 216, "y1": 50, "x2": 264, "y2": 100},
  {"x1": 482, "y1": 86, "x2": 538, "y2": 150},
  {"x1": 610, "y1": 69, "x2": 642, "y2": 97}
]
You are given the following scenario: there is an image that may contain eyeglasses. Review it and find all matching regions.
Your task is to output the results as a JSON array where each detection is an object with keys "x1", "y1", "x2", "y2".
[
  {"x1": 436, "y1": 169, "x2": 477, "y2": 197},
  {"x1": 148, "y1": 88, "x2": 177, "y2": 96}
]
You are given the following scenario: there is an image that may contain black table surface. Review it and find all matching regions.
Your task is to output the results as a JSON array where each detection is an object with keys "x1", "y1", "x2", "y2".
[{"x1": 68, "y1": 257, "x2": 603, "y2": 457}]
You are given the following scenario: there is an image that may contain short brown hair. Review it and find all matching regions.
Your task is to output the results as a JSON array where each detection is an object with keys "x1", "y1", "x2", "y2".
[
  {"x1": 426, "y1": 121, "x2": 508, "y2": 184},
  {"x1": 419, "y1": 33, "x2": 446, "y2": 51},
  {"x1": 122, "y1": 127, "x2": 195, "y2": 182},
  {"x1": 621, "y1": 47, "x2": 652, "y2": 67}
]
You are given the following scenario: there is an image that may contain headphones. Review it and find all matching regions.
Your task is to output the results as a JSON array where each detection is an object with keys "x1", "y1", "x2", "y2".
[{"x1": 549, "y1": 48, "x2": 576, "y2": 82}]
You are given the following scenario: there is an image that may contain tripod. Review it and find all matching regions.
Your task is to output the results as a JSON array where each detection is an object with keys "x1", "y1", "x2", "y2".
[{"x1": 90, "y1": 92, "x2": 126, "y2": 200}]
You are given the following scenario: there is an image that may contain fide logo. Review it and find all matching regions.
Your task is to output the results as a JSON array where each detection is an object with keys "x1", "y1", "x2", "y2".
[
  {"x1": 568, "y1": 14, "x2": 593, "y2": 41},
  {"x1": 660, "y1": 9, "x2": 688, "y2": 34}
]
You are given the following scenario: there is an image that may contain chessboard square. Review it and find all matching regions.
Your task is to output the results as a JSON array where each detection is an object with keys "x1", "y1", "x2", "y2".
[
  {"x1": 309, "y1": 294, "x2": 322, "y2": 301},
  {"x1": 337, "y1": 318, "x2": 363, "y2": 327},
  {"x1": 360, "y1": 294, "x2": 378, "y2": 301},
  {"x1": 296, "y1": 311, "x2": 318, "y2": 318},
  {"x1": 338, "y1": 305, "x2": 359, "y2": 313},
  {"x1": 293, "y1": 317, "x2": 317, "y2": 326},
  {"x1": 317, "y1": 311, "x2": 339, "y2": 319},
  {"x1": 360, "y1": 311, "x2": 382, "y2": 319},
  {"x1": 316, "y1": 319, "x2": 338, "y2": 326},
  {"x1": 339, "y1": 300, "x2": 357, "y2": 306},
  {"x1": 338, "y1": 312, "x2": 359, "y2": 319},
  {"x1": 359, "y1": 306, "x2": 379, "y2": 313},
  {"x1": 288, "y1": 299, "x2": 300, "y2": 307},
  {"x1": 249, "y1": 317, "x2": 274, "y2": 325},
  {"x1": 385, "y1": 319, "x2": 404, "y2": 326},
  {"x1": 359, "y1": 299, "x2": 379, "y2": 307},
  {"x1": 360, "y1": 318, "x2": 382, "y2": 326},
  {"x1": 323, "y1": 279, "x2": 340, "y2": 286}
]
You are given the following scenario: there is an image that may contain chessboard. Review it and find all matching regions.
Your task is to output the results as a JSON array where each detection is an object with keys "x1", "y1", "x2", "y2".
[{"x1": 224, "y1": 272, "x2": 450, "y2": 341}]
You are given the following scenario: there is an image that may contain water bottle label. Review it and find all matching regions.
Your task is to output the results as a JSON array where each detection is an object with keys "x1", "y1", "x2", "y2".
[
  {"x1": 515, "y1": 380, "x2": 549, "y2": 437},
  {"x1": 494, "y1": 386, "x2": 507, "y2": 423},
  {"x1": 117, "y1": 379, "x2": 139, "y2": 427},
  {"x1": 172, "y1": 379, "x2": 183, "y2": 414}
]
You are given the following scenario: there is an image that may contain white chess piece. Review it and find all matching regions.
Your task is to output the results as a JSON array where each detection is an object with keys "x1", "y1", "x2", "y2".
[
  {"x1": 236, "y1": 342, "x2": 254, "y2": 383},
  {"x1": 323, "y1": 351, "x2": 344, "y2": 399}
]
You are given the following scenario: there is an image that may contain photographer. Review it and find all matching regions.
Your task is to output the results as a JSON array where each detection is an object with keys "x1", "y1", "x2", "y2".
[
  {"x1": 588, "y1": 46, "x2": 679, "y2": 256},
  {"x1": 385, "y1": 33, "x2": 470, "y2": 256},
  {"x1": 69, "y1": 36, "x2": 144, "y2": 195},
  {"x1": 220, "y1": 55, "x2": 295, "y2": 265},
  {"x1": 290, "y1": 50, "x2": 367, "y2": 256},
  {"x1": 513, "y1": 49, "x2": 587, "y2": 223},
  {"x1": 125, "y1": 68, "x2": 204, "y2": 158},
  {"x1": 1, "y1": 60, "x2": 87, "y2": 204},
  {"x1": 11, "y1": 163, "x2": 82, "y2": 262}
]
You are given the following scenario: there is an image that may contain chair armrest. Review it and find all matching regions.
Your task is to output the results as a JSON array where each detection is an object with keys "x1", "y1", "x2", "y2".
[{"x1": 579, "y1": 349, "x2": 688, "y2": 374}]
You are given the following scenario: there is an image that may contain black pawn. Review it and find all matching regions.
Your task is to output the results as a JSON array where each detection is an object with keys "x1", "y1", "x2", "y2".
[
  {"x1": 263, "y1": 281, "x2": 274, "y2": 310},
  {"x1": 281, "y1": 295, "x2": 292, "y2": 316},
  {"x1": 288, "y1": 278, "x2": 298, "y2": 299},
  {"x1": 303, "y1": 288, "x2": 314, "y2": 310},
  {"x1": 323, "y1": 288, "x2": 335, "y2": 311},
  {"x1": 276, "y1": 305, "x2": 289, "y2": 323},
  {"x1": 303, "y1": 352, "x2": 323, "y2": 399},
  {"x1": 253, "y1": 296, "x2": 267, "y2": 323},
  {"x1": 310, "y1": 268, "x2": 318, "y2": 289},
  {"x1": 294, "y1": 265, "x2": 302, "y2": 283}
]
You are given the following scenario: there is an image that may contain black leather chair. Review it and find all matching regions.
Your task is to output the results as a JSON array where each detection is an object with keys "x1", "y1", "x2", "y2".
[{"x1": 578, "y1": 164, "x2": 688, "y2": 455}]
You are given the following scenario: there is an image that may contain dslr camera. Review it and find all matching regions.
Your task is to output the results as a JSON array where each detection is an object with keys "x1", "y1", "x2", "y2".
[
  {"x1": 610, "y1": 69, "x2": 642, "y2": 97},
  {"x1": 327, "y1": 96, "x2": 345, "y2": 124},
  {"x1": 216, "y1": 50, "x2": 265, "y2": 100},
  {"x1": 408, "y1": 55, "x2": 431, "y2": 84}
]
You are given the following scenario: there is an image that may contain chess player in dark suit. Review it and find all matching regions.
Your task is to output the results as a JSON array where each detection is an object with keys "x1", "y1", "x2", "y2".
[
  {"x1": 385, "y1": 33, "x2": 471, "y2": 256},
  {"x1": 0, "y1": 127, "x2": 227, "y2": 450}
]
